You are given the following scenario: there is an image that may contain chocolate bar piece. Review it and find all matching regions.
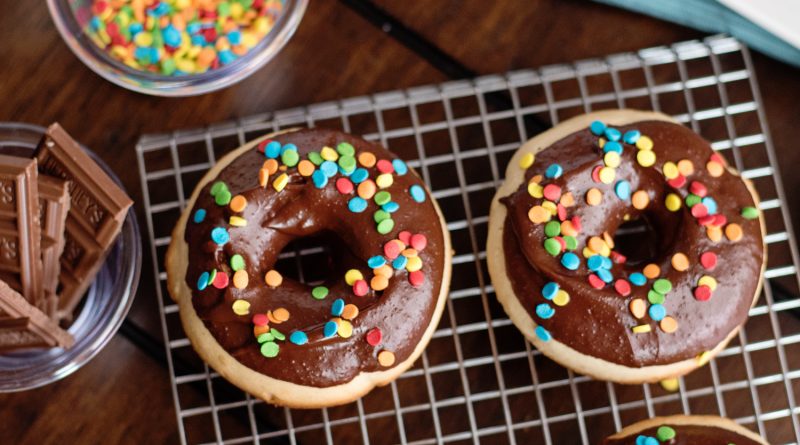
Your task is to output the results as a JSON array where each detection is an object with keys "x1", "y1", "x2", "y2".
[
  {"x1": 0, "y1": 155, "x2": 43, "y2": 312},
  {"x1": 38, "y1": 175, "x2": 70, "y2": 317},
  {"x1": 0, "y1": 280, "x2": 73, "y2": 351},
  {"x1": 57, "y1": 217, "x2": 107, "y2": 318}
]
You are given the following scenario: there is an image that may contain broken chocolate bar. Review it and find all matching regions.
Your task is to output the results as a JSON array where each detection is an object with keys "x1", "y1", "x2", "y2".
[
  {"x1": 0, "y1": 280, "x2": 73, "y2": 351},
  {"x1": 38, "y1": 175, "x2": 70, "y2": 317},
  {"x1": 0, "y1": 155, "x2": 43, "y2": 312}
]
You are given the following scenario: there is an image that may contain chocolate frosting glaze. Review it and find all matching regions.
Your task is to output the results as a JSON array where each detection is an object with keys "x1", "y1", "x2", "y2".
[
  {"x1": 502, "y1": 121, "x2": 763, "y2": 367},
  {"x1": 183, "y1": 129, "x2": 445, "y2": 387},
  {"x1": 601, "y1": 424, "x2": 762, "y2": 444}
]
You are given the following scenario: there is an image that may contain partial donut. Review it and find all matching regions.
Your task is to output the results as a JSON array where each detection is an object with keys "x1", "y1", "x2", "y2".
[
  {"x1": 600, "y1": 415, "x2": 768, "y2": 444},
  {"x1": 487, "y1": 110, "x2": 765, "y2": 383},
  {"x1": 166, "y1": 128, "x2": 451, "y2": 408}
]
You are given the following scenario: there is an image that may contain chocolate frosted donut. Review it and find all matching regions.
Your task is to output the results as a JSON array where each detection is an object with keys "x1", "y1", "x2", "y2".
[
  {"x1": 166, "y1": 128, "x2": 451, "y2": 407},
  {"x1": 600, "y1": 415, "x2": 768, "y2": 444},
  {"x1": 487, "y1": 110, "x2": 765, "y2": 383}
]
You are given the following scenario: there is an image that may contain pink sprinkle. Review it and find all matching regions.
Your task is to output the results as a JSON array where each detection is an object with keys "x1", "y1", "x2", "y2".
[
  {"x1": 691, "y1": 203, "x2": 709, "y2": 218},
  {"x1": 689, "y1": 181, "x2": 708, "y2": 197},
  {"x1": 543, "y1": 184, "x2": 562, "y2": 201},
  {"x1": 398, "y1": 231, "x2": 412, "y2": 245},
  {"x1": 667, "y1": 175, "x2": 686, "y2": 188},
  {"x1": 336, "y1": 177, "x2": 354, "y2": 194},
  {"x1": 366, "y1": 328, "x2": 382, "y2": 346},
  {"x1": 694, "y1": 285, "x2": 712, "y2": 301},
  {"x1": 557, "y1": 203, "x2": 567, "y2": 221},
  {"x1": 697, "y1": 215, "x2": 715, "y2": 226},
  {"x1": 571, "y1": 216, "x2": 582, "y2": 232},
  {"x1": 353, "y1": 280, "x2": 369, "y2": 297},
  {"x1": 712, "y1": 215, "x2": 727, "y2": 227},
  {"x1": 610, "y1": 251, "x2": 627, "y2": 264},
  {"x1": 700, "y1": 252, "x2": 717, "y2": 270},
  {"x1": 614, "y1": 279, "x2": 631, "y2": 296},
  {"x1": 376, "y1": 159, "x2": 394, "y2": 174},
  {"x1": 409, "y1": 270, "x2": 425, "y2": 287},
  {"x1": 384, "y1": 241, "x2": 402, "y2": 259},
  {"x1": 588, "y1": 274, "x2": 605, "y2": 289},
  {"x1": 591, "y1": 166, "x2": 602, "y2": 183},
  {"x1": 212, "y1": 271, "x2": 229, "y2": 289},
  {"x1": 252, "y1": 313, "x2": 269, "y2": 326},
  {"x1": 410, "y1": 233, "x2": 427, "y2": 251}
]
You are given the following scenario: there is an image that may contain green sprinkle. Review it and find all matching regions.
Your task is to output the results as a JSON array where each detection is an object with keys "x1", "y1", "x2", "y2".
[
  {"x1": 543, "y1": 238, "x2": 561, "y2": 256},
  {"x1": 312, "y1": 286, "x2": 329, "y2": 300},
  {"x1": 377, "y1": 218, "x2": 395, "y2": 234},
  {"x1": 230, "y1": 254, "x2": 245, "y2": 271},
  {"x1": 257, "y1": 332, "x2": 274, "y2": 343},
  {"x1": 741, "y1": 206, "x2": 759, "y2": 220},
  {"x1": 207, "y1": 269, "x2": 217, "y2": 285},
  {"x1": 308, "y1": 152, "x2": 323, "y2": 165},
  {"x1": 260, "y1": 341, "x2": 279, "y2": 358},
  {"x1": 374, "y1": 191, "x2": 391, "y2": 206},
  {"x1": 338, "y1": 155, "x2": 356, "y2": 172},
  {"x1": 210, "y1": 181, "x2": 227, "y2": 196},
  {"x1": 544, "y1": 221, "x2": 561, "y2": 237},
  {"x1": 656, "y1": 426, "x2": 676, "y2": 441},
  {"x1": 653, "y1": 278, "x2": 673, "y2": 294},
  {"x1": 373, "y1": 210, "x2": 391, "y2": 223},
  {"x1": 685, "y1": 194, "x2": 701, "y2": 207},
  {"x1": 281, "y1": 149, "x2": 299, "y2": 167},
  {"x1": 647, "y1": 290, "x2": 665, "y2": 305},
  {"x1": 270, "y1": 328, "x2": 285, "y2": 341},
  {"x1": 337, "y1": 142, "x2": 355, "y2": 156},
  {"x1": 564, "y1": 236, "x2": 578, "y2": 251},
  {"x1": 215, "y1": 189, "x2": 232, "y2": 206}
]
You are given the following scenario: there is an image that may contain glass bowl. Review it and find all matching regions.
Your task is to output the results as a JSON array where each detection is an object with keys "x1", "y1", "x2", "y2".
[
  {"x1": 46, "y1": 0, "x2": 308, "y2": 97},
  {"x1": 0, "y1": 122, "x2": 142, "y2": 392}
]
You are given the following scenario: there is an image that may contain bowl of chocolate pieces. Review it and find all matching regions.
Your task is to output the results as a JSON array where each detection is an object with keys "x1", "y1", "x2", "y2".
[{"x1": 0, "y1": 122, "x2": 140, "y2": 391}]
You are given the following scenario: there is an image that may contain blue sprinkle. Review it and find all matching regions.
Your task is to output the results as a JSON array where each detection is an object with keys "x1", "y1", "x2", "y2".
[
  {"x1": 289, "y1": 331, "x2": 308, "y2": 345},
  {"x1": 649, "y1": 304, "x2": 667, "y2": 321},
  {"x1": 163, "y1": 25, "x2": 182, "y2": 47},
  {"x1": 409, "y1": 185, "x2": 426, "y2": 203},
  {"x1": 545, "y1": 164, "x2": 563, "y2": 179},
  {"x1": 129, "y1": 22, "x2": 144, "y2": 35},
  {"x1": 312, "y1": 170, "x2": 328, "y2": 188},
  {"x1": 590, "y1": 120, "x2": 606, "y2": 136},
  {"x1": 382, "y1": 201, "x2": 400, "y2": 213},
  {"x1": 331, "y1": 298, "x2": 345, "y2": 317},
  {"x1": 190, "y1": 35, "x2": 205, "y2": 46},
  {"x1": 193, "y1": 209, "x2": 206, "y2": 223},
  {"x1": 211, "y1": 227, "x2": 229, "y2": 245},
  {"x1": 219, "y1": 50, "x2": 236, "y2": 65},
  {"x1": 596, "y1": 268, "x2": 613, "y2": 283},
  {"x1": 323, "y1": 321, "x2": 338, "y2": 338},
  {"x1": 535, "y1": 325, "x2": 552, "y2": 342},
  {"x1": 367, "y1": 256, "x2": 386, "y2": 269},
  {"x1": 348, "y1": 197, "x2": 368, "y2": 213},
  {"x1": 536, "y1": 303, "x2": 555, "y2": 319},
  {"x1": 392, "y1": 255, "x2": 408, "y2": 270},
  {"x1": 320, "y1": 161, "x2": 338, "y2": 178},
  {"x1": 542, "y1": 282, "x2": 559, "y2": 300},
  {"x1": 623, "y1": 130, "x2": 641, "y2": 144},
  {"x1": 601, "y1": 256, "x2": 613, "y2": 270},
  {"x1": 197, "y1": 272, "x2": 209, "y2": 291},
  {"x1": 603, "y1": 141, "x2": 623, "y2": 154},
  {"x1": 587, "y1": 255, "x2": 605, "y2": 272},
  {"x1": 186, "y1": 22, "x2": 200, "y2": 34},
  {"x1": 561, "y1": 252, "x2": 580, "y2": 270},
  {"x1": 636, "y1": 436, "x2": 658, "y2": 445},
  {"x1": 90, "y1": 16, "x2": 102, "y2": 31},
  {"x1": 604, "y1": 127, "x2": 621, "y2": 142},
  {"x1": 134, "y1": 46, "x2": 151, "y2": 63},
  {"x1": 392, "y1": 159, "x2": 408, "y2": 175},
  {"x1": 615, "y1": 180, "x2": 631, "y2": 200},
  {"x1": 702, "y1": 197, "x2": 718, "y2": 214},
  {"x1": 629, "y1": 272, "x2": 647, "y2": 286},
  {"x1": 227, "y1": 30, "x2": 242, "y2": 45},
  {"x1": 265, "y1": 141, "x2": 281, "y2": 159},
  {"x1": 350, "y1": 168, "x2": 369, "y2": 184},
  {"x1": 281, "y1": 143, "x2": 298, "y2": 154}
]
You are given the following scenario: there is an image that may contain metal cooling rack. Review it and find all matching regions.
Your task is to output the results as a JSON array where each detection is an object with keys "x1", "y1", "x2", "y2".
[{"x1": 136, "y1": 35, "x2": 800, "y2": 444}]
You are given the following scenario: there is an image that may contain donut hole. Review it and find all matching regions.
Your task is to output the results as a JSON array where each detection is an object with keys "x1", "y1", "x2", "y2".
[
  {"x1": 274, "y1": 231, "x2": 344, "y2": 285},
  {"x1": 613, "y1": 214, "x2": 662, "y2": 266}
]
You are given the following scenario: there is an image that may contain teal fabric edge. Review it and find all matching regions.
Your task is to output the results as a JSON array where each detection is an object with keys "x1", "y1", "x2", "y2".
[{"x1": 594, "y1": 0, "x2": 800, "y2": 68}]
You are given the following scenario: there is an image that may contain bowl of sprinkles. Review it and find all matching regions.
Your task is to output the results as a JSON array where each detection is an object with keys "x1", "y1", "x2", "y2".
[{"x1": 47, "y1": 0, "x2": 308, "y2": 96}]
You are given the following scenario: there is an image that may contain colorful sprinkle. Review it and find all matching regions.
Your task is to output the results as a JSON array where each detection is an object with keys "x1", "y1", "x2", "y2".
[
  {"x1": 670, "y1": 252, "x2": 689, "y2": 271},
  {"x1": 631, "y1": 190, "x2": 650, "y2": 209},
  {"x1": 535, "y1": 325, "x2": 552, "y2": 342},
  {"x1": 561, "y1": 252, "x2": 580, "y2": 270},
  {"x1": 260, "y1": 342, "x2": 279, "y2": 358},
  {"x1": 632, "y1": 324, "x2": 652, "y2": 334},
  {"x1": 648, "y1": 304, "x2": 666, "y2": 321},
  {"x1": 528, "y1": 206, "x2": 551, "y2": 224},
  {"x1": 629, "y1": 272, "x2": 646, "y2": 286},
  {"x1": 366, "y1": 328, "x2": 383, "y2": 346},
  {"x1": 377, "y1": 218, "x2": 395, "y2": 235},
  {"x1": 636, "y1": 150, "x2": 656, "y2": 167},
  {"x1": 656, "y1": 426, "x2": 676, "y2": 441},
  {"x1": 378, "y1": 350, "x2": 396, "y2": 367},
  {"x1": 323, "y1": 321, "x2": 338, "y2": 338},
  {"x1": 653, "y1": 278, "x2": 672, "y2": 294},
  {"x1": 536, "y1": 303, "x2": 555, "y2": 319},
  {"x1": 312, "y1": 286, "x2": 329, "y2": 300},
  {"x1": 232, "y1": 299, "x2": 251, "y2": 316},
  {"x1": 232, "y1": 270, "x2": 249, "y2": 289},
  {"x1": 519, "y1": 153, "x2": 535, "y2": 169},
  {"x1": 665, "y1": 193, "x2": 682, "y2": 212},
  {"x1": 392, "y1": 159, "x2": 409, "y2": 175},
  {"x1": 741, "y1": 206, "x2": 759, "y2": 220},
  {"x1": 545, "y1": 164, "x2": 563, "y2": 179},
  {"x1": 348, "y1": 197, "x2": 368, "y2": 213},
  {"x1": 660, "y1": 316, "x2": 679, "y2": 333},
  {"x1": 629, "y1": 299, "x2": 646, "y2": 319},
  {"x1": 289, "y1": 331, "x2": 308, "y2": 345},
  {"x1": 614, "y1": 180, "x2": 631, "y2": 200},
  {"x1": 264, "y1": 270, "x2": 283, "y2": 287},
  {"x1": 211, "y1": 227, "x2": 230, "y2": 245},
  {"x1": 197, "y1": 272, "x2": 209, "y2": 291},
  {"x1": 273, "y1": 173, "x2": 289, "y2": 192},
  {"x1": 212, "y1": 271, "x2": 229, "y2": 289},
  {"x1": 700, "y1": 252, "x2": 717, "y2": 270},
  {"x1": 193, "y1": 209, "x2": 206, "y2": 223},
  {"x1": 725, "y1": 223, "x2": 743, "y2": 241},
  {"x1": 590, "y1": 120, "x2": 606, "y2": 135},
  {"x1": 586, "y1": 188, "x2": 602, "y2": 206},
  {"x1": 542, "y1": 282, "x2": 559, "y2": 300},
  {"x1": 409, "y1": 185, "x2": 426, "y2": 203}
]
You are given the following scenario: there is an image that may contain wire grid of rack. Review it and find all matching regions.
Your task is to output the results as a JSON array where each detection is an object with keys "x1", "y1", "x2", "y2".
[{"x1": 136, "y1": 35, "x2": 800, "y2": 444}]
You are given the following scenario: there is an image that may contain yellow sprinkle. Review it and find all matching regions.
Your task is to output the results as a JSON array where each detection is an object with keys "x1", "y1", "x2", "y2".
[
  {"x1": 229, "y1": 216, "x2": 247, "y2": 227},
  {"x1": 636, "y1": 135, "x2": 653, "y2": 150},
  {"x1": 273, "y1": 173, "x2": 289, "y2": 192},
  {"x1": 660, "y1": 378, "x2": 680, "y2": 392},
  {"x1": 599, "y1": 166, "x2": 616, "y2": 184},
  {"x1": 582, "y1": 247, "x2": 594, "y2": 258},
  {"x1": 637, "y1": 150, "x2": 656, "y2": 167},
  {"x1": 527, "y1": 182, "x2": 543, "y2": 198},
  {"x1": 697, "y1": 351, "x2": 712, "y2": 367},
  {"x1": 345, "y1": 269, "x2": 363, "y2": 286},
  {"x1": 632, "y1": 324, "x2": 652, "y2": 333},
  {"x1": 541, "y1": 201, "x2": 558, "y2": 215},
  {"x1": 698, "y1": 275, "x2": 718, "y2": 291},
  {"x1": 320, "y1": 146, "x2": 338, "y2": 161},
  {"x1": 406, "y1": 255, "x2": 423, "y2": 272},
  {"x1": 376, "y1": 173, "x2": 393, "y2": 189},
  {"x1": 662, "y1": 162, "x2": 679, "y2": 179},
  {"x1": 598, "y1": 137, "x2": 606, "y2": 148},
  {"x1": 519, "y1": 153, "x2": 535, "y2": 169},
  {"x1": 553, "y1": 290, "x2": 570, "y2": 306},
  {"x1": 232, "y1": 270, "x2": 249, "y2": 289},
  {"x1": 665, "y1": 193, "x2": 681, "y2": 212},
  {"x1": 337, "y1": 319, "x2": 353, "y2": 338},
  {"x1": 232, "y1": 299, "x2": 251, "y2": 316},
  {"x1": 603, "y1": 151, "x2": 621, "y2": 168}
]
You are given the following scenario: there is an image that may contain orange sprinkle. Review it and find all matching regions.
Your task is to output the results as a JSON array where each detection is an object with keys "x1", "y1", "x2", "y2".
[
  {"x1": 643, "y1": 263, "x2": 661, "y2": 279},
  {"x1": 341, "y1": 304, "x2": 359, "y2": 320},
  {"x1": 263, "y1": 158, "x2": 279, "y2": 175},
  {"x1": 358, "y1": 151, "x2": 376, "y2": 168},
  {"x1": 528, "y1": 206, "x2": 551, "y2": 223},
  {"x1": 707, "y1": 225, "x2": 723, "y2": 242},
  {"x1": 401, "y1": 248, "x2": 418, "y2": 258},
  {"x1": 631, "y1": 190, "x2": 650, "y2": 210},
  {"x1": 588, "y1": 236, "x2": 606, "y2": 254},
  {"x1": 530, "y1": 174, "x2": 543, "y2": 184},
  {"x1": 229, "y1": 195, "x2": 247, "y2": 213},
  {"x1": 560, "y1": 192, "x2": 575, "y2": 207},
  {"x1": 297, "y1": 160, "x2": 315, "y2": 177},
  {"x1": 264, "y1": 270, "x2": 283, "y2": 287},
  {"x1": 629, "y1": 299, "x2": 647, "y2": 319},
  {"x1": 272, "y1": 307, "x2": 290, "y2": 322},
  {"x1": 267, "y1": 311, "x2": 280, "y2": 324},
  {"x1": 660, "y1": 316, "x2": 679, "y2": 333},
  {"x1": 357, "y1": 180, "x2": 377, "y2": 200},
  {"x1": 371, "y1": 275, "x2": 389, "y2": 291},
  {"x1": 586, "y1": 188, "x2": 602, "y2": 206},
  {"x1": 560, "y1": 221, "x2": 577, "y2": 237},
  {"x1": 232, "y1": 270, "x2": 249, "y2": 289},
  {"x1": 258, "y1": 168, "x2": 269, "y2": 187},
  {"x1": 373, "y1": 264, "x2": 393, "y2": 278},
  {"x1": 378, "y1": 350, "x2": 396, "y2": 367},
  {"x1": 602, "y1": 231, "x2": 615, "y2": 249},
  {"x1": 253, "y1": 324, "x2": 269, "y2": 337},
  {"x1": 706, "y1": 161, "x2": 724, "y2": 177},
  {"x1": 677, "y1": 159, "x2": 695, "y2": 176},
  {"x1": 671, "y1": 253, "x2": 689, "y2": 271},
  {"x1": 725, "y1": 223, "x2": 743, "y2": 242}
]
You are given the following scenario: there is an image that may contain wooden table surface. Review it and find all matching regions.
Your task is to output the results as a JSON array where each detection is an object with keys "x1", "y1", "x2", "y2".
[{"x1": 1, "y1": 1, "x2": 799, "y2": 443}]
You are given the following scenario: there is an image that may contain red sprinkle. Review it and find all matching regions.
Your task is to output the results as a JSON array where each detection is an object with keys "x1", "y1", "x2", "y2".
[
  {"x1": 376, "y1": 159, "x2": 394, "y2": 174},
  {"x1": 212, "y1": 271, "x2": 229, "y2": 289},
  {"x1": 543, "y1": 184, "x2": 562, "y2": 201},
  {"x1": 614, "y1": 279, "x2": 631, "y2": 296},
  {"x1": 410, "y1": 233, "x2": 427, "y2": 251},
  {"x1": 554, "y1": 236, "x2": 566, "y2": 252},
  {"x1": 712, "y1": 215, "x2": 727, "y2": 227},
  {"x1": 694, "y1": 285, "x2": 712, "y2": 301},
  {"x1": 591, "y1": 166, "x2": 602, "y2": 183},
  {"x1": 557, "y1": 203, "x2": 567, "y2": 221},
  {"x1": 697, "y1": 215, "x2": 716, "y2": 226},
  {"x1": 409, "y1": 270, "x2": 425, "y2": 287},
  {"x1": 610, "y1": 251, "x2": 627, "y2": 264},
  {"x1": 710, "y1": 153, "x2": 726, "y2": 165},
  {"x1": 689, "y1": 181, "x2": 708, "y2": 197},
  {"x1": 353, "y1": 280, "x2": 369, "y2": 296},
  {"x1": 571, "y1": 216, "x2": 582, "y2": 232},
  {"x1": 366, "y1": 328, "x2": 383, "y2": 346},
  {"x1": 691, "y1": 203, "x2": 709, "y2": 218},
  {"x1": 398, "y1": 231, "x2": 412, "y2": 246},
  {"x1": 252, "y1": 314, "x2": 269, "y2": 326},
  {"x1": 336, "y1": 177, "x2": 354, "y2": 194},
  {"x1": 384, "y1": 241, "x2": 402, "y2": 259},
  {"x1": 700, "y1": 252, "x2": 718, "y2": 270},
  {"x1": 257, "y1": 139, "x2": 272, "y2": 153},
  {"x1": 588, "y1": 274, "x2": 605, "y2": 289},
  {"x1": 667, "y1": 175, "x2": 686, "y2": 188}
]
